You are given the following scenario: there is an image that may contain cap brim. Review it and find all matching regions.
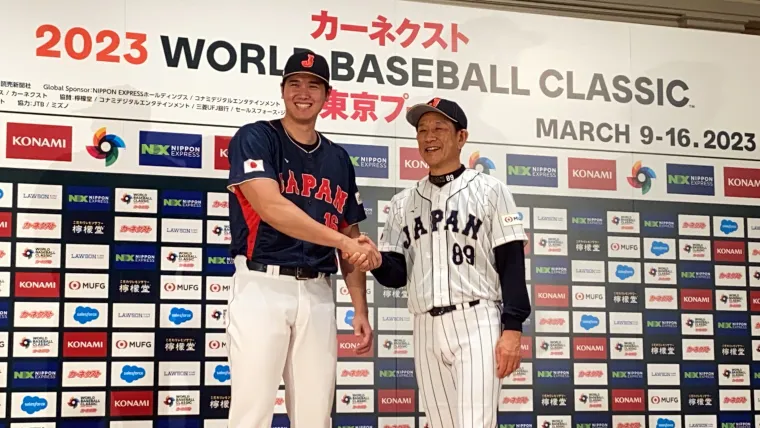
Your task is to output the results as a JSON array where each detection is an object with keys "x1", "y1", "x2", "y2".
[
  {"x1": 405, "y1": 104, "x2": 458, "y2": 128},
  {"x1": 282, "y1": 71, "x2": 329, "y2": 85}
]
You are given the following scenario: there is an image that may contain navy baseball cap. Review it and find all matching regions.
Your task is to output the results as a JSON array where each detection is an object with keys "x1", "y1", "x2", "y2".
[
  {"x1": 406, "y1": 97, "x2": 468, "y2": 130},
  {"x1": 282, "y1": 51, "x2": 330, "y2": 85}
]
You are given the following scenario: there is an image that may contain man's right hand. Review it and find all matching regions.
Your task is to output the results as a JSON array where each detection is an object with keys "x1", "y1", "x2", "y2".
[
  {"x1": 339, "y1": 235, "x2": 380, "y2": 270},
  {"x1": 342, "y1": 235, "x2": 381, "y2": 272}
]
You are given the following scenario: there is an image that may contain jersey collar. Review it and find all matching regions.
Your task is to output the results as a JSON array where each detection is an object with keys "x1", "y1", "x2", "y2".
[{"x1": 416, "y1": 168, "x2": 479, "y2": 201}]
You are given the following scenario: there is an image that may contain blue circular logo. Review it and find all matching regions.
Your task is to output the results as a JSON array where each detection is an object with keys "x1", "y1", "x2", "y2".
[{"x1": 0, "y1": 189, "x2": 4, "y2": 199}]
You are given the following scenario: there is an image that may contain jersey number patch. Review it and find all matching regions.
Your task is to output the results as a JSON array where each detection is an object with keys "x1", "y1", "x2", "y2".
[
  {"x1": 324, "y1": 213, "x2": 338, "y2": 231},
  {"x1": 452, "y1": 243, "x2": 475, "y2": 265}
]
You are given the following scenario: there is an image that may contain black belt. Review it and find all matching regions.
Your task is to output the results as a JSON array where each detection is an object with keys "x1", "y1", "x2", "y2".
[
  {"x1": 246, "y1": 260, "x2": 328, "y2": 280},
  {"x1": 429, "y1": 300, "x2": 480, "y2": 317}
]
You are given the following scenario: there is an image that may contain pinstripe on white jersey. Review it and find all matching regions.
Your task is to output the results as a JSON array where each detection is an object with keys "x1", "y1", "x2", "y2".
[{"x1": 377, "y1": 168, "x2": 528, "y2": 315}]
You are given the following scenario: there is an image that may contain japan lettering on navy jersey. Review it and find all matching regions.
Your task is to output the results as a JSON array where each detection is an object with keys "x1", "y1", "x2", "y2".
[
  {"x1": 378, "y1": 169, "x2": 528, "y2": 314},
  {"x1": 226, "y1": 119, "x2": 366, "y2": 273}
]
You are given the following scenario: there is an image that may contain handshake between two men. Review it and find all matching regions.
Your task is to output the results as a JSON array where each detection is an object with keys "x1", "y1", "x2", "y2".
[{"x1": 340, "y1": 235, "x2": 382, "y2": 273}]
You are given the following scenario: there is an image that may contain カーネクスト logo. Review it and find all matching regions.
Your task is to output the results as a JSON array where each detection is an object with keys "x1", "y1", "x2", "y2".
[
  {"x1": 627, "y1": 161, "x2": 656, "y2": 194},
  {"x1": 88, "y1": 127, "x2": 125, "y2": 167}
]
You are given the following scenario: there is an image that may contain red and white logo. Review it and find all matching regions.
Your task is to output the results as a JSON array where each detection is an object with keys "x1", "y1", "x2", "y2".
[
  {"x1": 63, "y1": 331, "x2": 107, "y2": 357},
  {"x1": 750, "y1": 291, "x2": 760, "y2": 312},
  {"x1": 567, "y1": 158, "x2": 616, "y2": 190},
  {"x1": 15, "y1": 272, "x2": 60, "y2": 298},
  {"x1": 110, "y1": 390, "x2": 154, "y2": 416},
  {"x1": 6, "y1": 122, "x2": 73, "y2": 161},
  {"x1": 215, "y1": 136, "x2": 231, "y2": 170},
  {"x1": 680, "y1": 289, "x2": 712, "y2": 311},
  {"x1": 399, "y1": 147, "x2": 428, "y2": 180},
  {"x1": 520, "y1": 336, "x2": 533, "y2": 359},
  {"x1": 573, "y1": 337, "x2": 607, "y2": 359},
  {"x1": 377, "y1": 389, "x2": 415, "y2": 413},
  {"x1": 724, "y1": 167, "x2": 760, "y2": 198},
  {"x1": 534, "y1": 285, "x2": 569, "y2": 307},
  {"x1": 0, "y1": 211, "x2": 11, "y2": 238},
  {"x1": 713, "y1": 241, "x2": 745, "y2": 263},
  {"x1": 337, "y1": 334, "x2": 374, "y2": 358},
  {"x1": 611, "y1": 390, "x2": 645, "y2": 411}
]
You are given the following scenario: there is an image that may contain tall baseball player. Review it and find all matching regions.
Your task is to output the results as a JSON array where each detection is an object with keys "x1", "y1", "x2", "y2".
[
  {"x1": 225, "y1": 50, "x2": 378, "y2": 428},
  {"x1": 346, "y1": 98, "x2": 532, "y2": 428}
]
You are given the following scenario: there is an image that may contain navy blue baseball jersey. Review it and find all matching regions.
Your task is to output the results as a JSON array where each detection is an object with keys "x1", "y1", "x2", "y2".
[{"x1": 226, "y1": 119, "x2": 367, "y2": 273}]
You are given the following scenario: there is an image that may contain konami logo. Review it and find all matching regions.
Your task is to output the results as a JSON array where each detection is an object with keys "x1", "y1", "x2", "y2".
[
  {"x1": 337, "y1": 334, "x2": 374, "y2": 358},
  {"x1": 399, "y1": 147, "x2": 428, "y2": 180},
  {"x1": 573, "y1": 337, "x2": 607, "y2": 359},
  {"x1": 377, "y1": 389, "x2": 415, "y2": 413},
  {"x1": 724, "y1": 167, "x2": 760, "y2": 198},
  {"x1": 534, "y1": 285, "x2": 569, "y2": 307},
  {"x1": 14, "y1": 272, "x2": 60, "y2": 298},
  {"x1": 713, "y1": 241, "x2": 746, "y2": 263},
  {"x1": 110, "y1": 390, "x2": 154, "y2": 416},
  {"x1": 567, "y1": 158, "x2": 617, "y2": 191},
  {"x1": 0, "y1": 211, "x2": 11, "y2": 238},
  {"x1": 520, "y1": 336, "x2": 533, "y2": 358},
  {"x1": 680, "y1": 289, "x2": 712, "y2": 311},
  {"x1": 6, "y1": 122, "x2": 73, "y2": 162},
  {"x1": 750, "y1": 291, "x2": 760, "y2": 312},
  {"x1": 214, "y1": 136, "x2": 231, "y2": 170},
  {"x1": 63, "y1": 331, "x2": 107, "y2": 357},
  {"x1": 611, "y1": 389, "x2": 645, "y2": 411}
]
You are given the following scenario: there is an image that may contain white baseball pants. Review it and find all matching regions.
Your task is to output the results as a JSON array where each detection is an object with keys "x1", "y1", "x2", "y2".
[
  {"x1": 414, "y1": 300, "x2": 502, "y2": 428},
  {"x1": 226, "y1": 256, "x2": 337, "y2": 428}
]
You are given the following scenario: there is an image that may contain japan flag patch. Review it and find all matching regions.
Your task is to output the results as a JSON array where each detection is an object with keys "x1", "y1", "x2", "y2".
[{"x1": 243, "y1": 159, "x2": 265, "y2": 173}]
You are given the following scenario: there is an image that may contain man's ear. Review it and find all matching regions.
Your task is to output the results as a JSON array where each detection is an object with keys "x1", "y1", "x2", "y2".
[{"x1": 457, "y1": 129, "x2": 469, "y2": 150}]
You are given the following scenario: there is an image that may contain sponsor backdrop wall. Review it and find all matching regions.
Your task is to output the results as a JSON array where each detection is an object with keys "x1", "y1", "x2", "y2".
[{"x1": 0, "y1": 0, "x2": 759, "y2": 427}]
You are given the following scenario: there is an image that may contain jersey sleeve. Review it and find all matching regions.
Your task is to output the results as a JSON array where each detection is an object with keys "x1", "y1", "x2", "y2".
[
  {"x1": 340, "y1": 154, "x2": 367, "y2": 228},
  {"x1": 377, "y1": 196, "x2": 406, "y2": 255},
  {"x1": 226, "y1": 123, "x2": 278, "y2": 192},
  {"x1": 489, "y1": 181, "x2": 529, "y2": 249}
]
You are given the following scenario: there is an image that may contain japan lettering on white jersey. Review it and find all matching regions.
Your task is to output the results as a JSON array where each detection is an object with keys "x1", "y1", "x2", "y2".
[{"x1": 378, "y1": 169, "x2": 528, "y2": 315}]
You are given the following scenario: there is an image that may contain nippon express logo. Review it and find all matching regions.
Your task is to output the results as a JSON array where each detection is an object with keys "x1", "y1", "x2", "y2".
[
  {"x1": 506, "y1": 154, "x2": 558, "y2": 187},
  {"x1": 206, "y1": 247, "x2": 234, "y2": 274},
  {"x1": 666, "y1": 164, "x2": 715, "y2": 196},
  {"x1": 168, "y1": 307, "x2": 194, "y2": 325},
  {"x1": 114, "y1": 245, "x2": 157, "y2": 270},
  {"x1": 533, "y1": 257, "x2": 569, "y2": 281},
  {"x1": 65, "y1": 186, "x2": 111, "y2": 211},
  {"x1": 161, "y1": 190, "x2": 203, "y2": 216},
  {"x1": 642, "y1": 213, "x2": 676, "y2": 236},
  {"x1": 340, "y1": 143, "x2": 388, "y2": 178},
  {"x1": 21, "y1": 395, "x2": 49, "y2": 414},
  {"x1": 570, "y1": 211, "x2": 604, "y2": 230},
  {"x1": 139, "y1": 130, "x2": 202, "y2": 169},
  {"x1": 121, "y1": 365, "x2": 147, "y2": 383}
]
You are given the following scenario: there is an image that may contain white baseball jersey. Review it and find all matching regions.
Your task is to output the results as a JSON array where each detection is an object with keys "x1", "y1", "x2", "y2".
[{"x1": 378, "y1": 168, "x2": 528, "y2": 314}]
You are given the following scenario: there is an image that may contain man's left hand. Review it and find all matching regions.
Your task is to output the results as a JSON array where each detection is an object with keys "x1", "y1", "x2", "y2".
[
  {"x1": 352, "y1": 311, "x2": 374, "y2": 355},
  {"x1": 495, "y1": 330, "x2": 522, "y2": 378}
]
